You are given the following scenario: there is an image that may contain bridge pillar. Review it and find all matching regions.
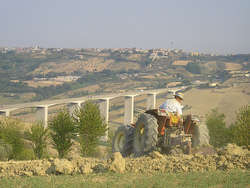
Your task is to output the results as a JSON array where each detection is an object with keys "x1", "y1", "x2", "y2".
[
  {"x1": 5, "y1": 110, "x2": 10, "y2": 117},
  {"x1": 146, "y1": 93, "x2": 157, "y2": 110},
  {"x1": 36, "y1": 105, "x2": 48, "y2": 128},
  {"x1": 124, "y1": 95, "x2": 135, "y2": 125},
  {"x1": 99, "y1": 98, "x2": 110, "y2": 141},
  {"x1": 69, "y1": 101, "x2": 83, "y2": 116}
]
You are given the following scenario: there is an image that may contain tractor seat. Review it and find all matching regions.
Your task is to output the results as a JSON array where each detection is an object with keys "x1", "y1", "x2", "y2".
[{"x1": 158, "y1": 109, "x2": 181, "y2": 126}]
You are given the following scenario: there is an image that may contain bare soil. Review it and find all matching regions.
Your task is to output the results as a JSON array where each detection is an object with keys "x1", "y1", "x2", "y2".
[{"x1": 0, "y1": 144, "x2": 248, "y2": 177}]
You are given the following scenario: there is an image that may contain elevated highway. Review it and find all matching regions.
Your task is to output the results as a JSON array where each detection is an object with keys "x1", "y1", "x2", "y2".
[{"x1": 0, "y1": 87, "x2": 188, "y2": 140}]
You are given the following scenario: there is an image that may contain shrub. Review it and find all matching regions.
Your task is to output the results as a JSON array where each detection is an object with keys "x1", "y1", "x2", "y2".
[
  {"x1": 0, "y1": 139, "x2": 12, "y2": 161},
  {"x1": 0, "y1": 118, "x2": 25, "y2": 160},
  {"x1": 186, "y1": 62, "x2": 201, "y2": 74},
  {"x1": 73, "y1": 101, "x2": 107, "y2": 156},
  {"x1": 24, "y1": 122, "x2": 49, "y2": 159},
  {"x1": 230, "y1": 105, "x2": 250, "y2": 147},
  {"x1": 16, "y1": 148, "x2": 35, "y2": 160},
  {"x1": 206, "y1": 109, "x2": 231, "y2": 147},
  {"x1": 49, "y1": 109, "x2": 76, "y2": 158}
]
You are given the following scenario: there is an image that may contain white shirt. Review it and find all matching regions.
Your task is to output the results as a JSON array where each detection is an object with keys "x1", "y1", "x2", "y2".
[{"x1": 159, "y1": 98, "x2": 183, "y2": 115}]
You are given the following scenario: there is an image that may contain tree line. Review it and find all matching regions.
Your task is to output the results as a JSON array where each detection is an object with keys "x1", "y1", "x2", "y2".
[
  {"x1": 206, "y1": 105, "x2": 249, "y2": 148},
  {"x1": 0, "y1": 101, "x2": 107, "y2": 160}
]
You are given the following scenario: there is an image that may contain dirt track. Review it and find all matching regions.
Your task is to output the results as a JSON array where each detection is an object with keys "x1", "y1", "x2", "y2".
[{"x1": 0, "y1": 144, "x2": 249, "y2": 177}]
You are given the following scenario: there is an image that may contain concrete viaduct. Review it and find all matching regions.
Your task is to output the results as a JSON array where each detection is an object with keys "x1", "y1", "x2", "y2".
[{"x1": 0, "y1": 87, "x2": 186, "y2": 141}]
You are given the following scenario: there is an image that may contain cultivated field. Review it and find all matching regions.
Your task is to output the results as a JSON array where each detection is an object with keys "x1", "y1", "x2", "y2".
[
  {"x1": 182, "y1": 83, "x2": 250, "y2": 125},
  {"x1": 224, "y1": 62, "x2": 242, "y2": 71},
  {"x1": 172, "y1": 60, "x2": 190, "y2": 66}
]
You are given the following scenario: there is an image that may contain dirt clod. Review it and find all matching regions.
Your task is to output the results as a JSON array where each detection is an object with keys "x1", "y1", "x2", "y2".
[
  {"x1": 149, "y1": 151, "x2": 165, "y2": 159},
  {"x1": 217, "y1": 144, "x2": 249, "y2": 156},
  {"x1": 108, "y1": 152, "x2": 125, "y2": 173},
  {"x1": 0, "y1": 144, "x2": 249, "y2": 177},
  {"x1": 48, "y1": 158, "x2": 74, "y2": 175}
]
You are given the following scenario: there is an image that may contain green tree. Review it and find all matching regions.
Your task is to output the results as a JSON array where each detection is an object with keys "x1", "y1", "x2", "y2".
[
  {"x1": 73, "y1": 101, "x2": 107, "y2": 156},
  {"x1": 49, "y1": 109, "x2": 76, "y2": 158},
  {"x1": 24, "y1": 122, "x2": 48, "y2": 159},
  {"x1": 186, "y1": 62, "x2": 201, "y2": 74},
  {"x1": 206, "y1": 109, "x2": 230, "y2": 147},
  {"x1": 230, "y1": 105, "x2": 250, "y2": 147},
  {"x1": 0, "y1": 118, "x2": 25, "y2": 160}
]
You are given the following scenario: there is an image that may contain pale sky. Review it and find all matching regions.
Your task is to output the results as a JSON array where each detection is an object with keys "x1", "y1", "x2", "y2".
[{"x1": 0, "y1": 0, "x2": 250, "y2": 54}]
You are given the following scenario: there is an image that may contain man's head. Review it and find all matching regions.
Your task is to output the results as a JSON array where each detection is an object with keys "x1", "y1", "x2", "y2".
[{"x1": 174, "y1": 92, "x2": 184, "y2": 103}]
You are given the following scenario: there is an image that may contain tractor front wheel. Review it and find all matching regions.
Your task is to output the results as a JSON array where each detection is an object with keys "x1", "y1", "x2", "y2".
[{"x1": 112, "y1": 125, "x2": 134, "y2": 157}]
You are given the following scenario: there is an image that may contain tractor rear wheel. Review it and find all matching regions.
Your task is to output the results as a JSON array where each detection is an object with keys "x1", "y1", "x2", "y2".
[
  {"x1": 133, "y1": 113, "x2": 158, "y2": 157},
  {"x1": 112, "y1": 125, "x2": 134, "y2": 157}
]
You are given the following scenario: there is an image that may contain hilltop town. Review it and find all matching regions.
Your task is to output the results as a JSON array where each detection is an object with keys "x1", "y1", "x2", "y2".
[{"x1": 0, "y1": 47, "x2": 249, "y2": 105}]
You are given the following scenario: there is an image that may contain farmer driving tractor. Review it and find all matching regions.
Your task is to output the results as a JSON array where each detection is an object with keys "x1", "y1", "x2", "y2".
[
  {"x1": 159, "y1": 92, "x2": 184, "y2": 127},
  {"x1": 112, "y1": 90, "x2": 206, "y2": 156},
  {"x1": 158, "y1": 92, "x2": 190, "y2": 153}
]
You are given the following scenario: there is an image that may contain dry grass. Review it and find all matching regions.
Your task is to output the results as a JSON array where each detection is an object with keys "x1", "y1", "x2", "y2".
[
  {"x1": 182, "y1": 84, "x2": 250, "y2": 125},
  {"x1": 31, "y1": 58, "x2": 113, "y2": 75},
  {"x1": 204, "y1": 61, "x2": 217, "y2": 72},
  {"x1": 172, "y1": 60, "x2": 190, "y2": 66},
  {"x1": 24, "y1": 80, "x2": 64, "y2": 88},
  {"x1": 67, "y1": 85, "x2": 100, "y2": 95},
  {"x1": 107, "y1": 61, "x2": 140, "y2": 71},
  {"x1": 167, "y1": 82, "x2": 182, "y2": 87},
  {"x1": 225, "y1": 62, "x2": 242, "y2": 70},
  {"x1": 126, "y1": 54, "x2": 143, "y2": 61},
  {"x1": 140, "y1": 75, "x2": 155, "y2": 79}
]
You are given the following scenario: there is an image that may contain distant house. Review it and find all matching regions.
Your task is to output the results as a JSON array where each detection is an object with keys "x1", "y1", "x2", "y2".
[
  {"x1": 190, "y1": 52, "x2": 199, "y2": 56},
  {"x1": 192, "y1": 80, "x2": 208, "y2": 85},
  {"x1": 209, "y1": 83, "x2": 219, "y2": 87}
]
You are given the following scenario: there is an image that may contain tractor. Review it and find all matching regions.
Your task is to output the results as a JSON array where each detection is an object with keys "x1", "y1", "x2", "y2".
[{"x1": 112, "y1": 109, "x2": 209, "y2": 157}]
